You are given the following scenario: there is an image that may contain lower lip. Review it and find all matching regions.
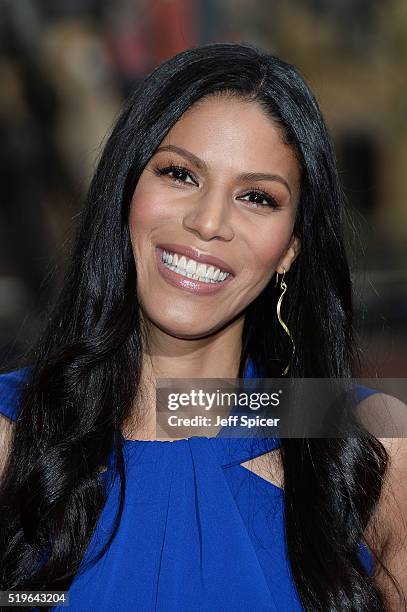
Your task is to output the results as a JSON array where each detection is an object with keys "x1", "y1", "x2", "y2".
[{"x1": 155, "y1": 247, "x2": 234, "y2": 295}]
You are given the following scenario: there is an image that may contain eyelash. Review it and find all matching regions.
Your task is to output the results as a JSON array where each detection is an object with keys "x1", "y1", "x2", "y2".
[{"x1": 153, "y1": 162, "x2": 280, "y2": 210}]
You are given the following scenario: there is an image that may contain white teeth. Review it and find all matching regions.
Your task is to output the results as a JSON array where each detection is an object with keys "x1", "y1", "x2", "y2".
[
  {"x1": 178, "y1": 255, "x2": 187, "y2": 270},
  {"x1": 160, "y1": 249, "x2": 231, "y2": 283},
  {"x1": 186, "y1": 259, "x2": 197, "y2": 274},
  {"x1": 196, "y1": 263, "x2": 206, "y2": 277},
  {"x1": 205, "y1": 265, "x2": 214, "y2": 279}
]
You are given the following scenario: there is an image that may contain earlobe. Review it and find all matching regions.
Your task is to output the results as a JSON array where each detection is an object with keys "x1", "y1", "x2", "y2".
[
  {"x1": 276, "y1": 236, "x2": 301, "y2": 275},
  {"x1": 291, "y1": 235, "x2": 301, "y2": 258}
]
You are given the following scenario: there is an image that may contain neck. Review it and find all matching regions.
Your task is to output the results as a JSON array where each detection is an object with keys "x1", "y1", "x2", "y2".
[{"x1": 122, "y1": 314, "x2": 246, "y2": 440}]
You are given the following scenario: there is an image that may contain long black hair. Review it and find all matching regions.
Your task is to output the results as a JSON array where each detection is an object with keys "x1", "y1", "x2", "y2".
[{"x1": 0, "y1": 42, "x2": 400, "y2": 610}]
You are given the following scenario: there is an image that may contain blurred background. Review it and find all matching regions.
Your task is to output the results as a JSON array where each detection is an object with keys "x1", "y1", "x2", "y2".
[{"x1": 0, "y1": 0, "x2": 406, "y2": 376}]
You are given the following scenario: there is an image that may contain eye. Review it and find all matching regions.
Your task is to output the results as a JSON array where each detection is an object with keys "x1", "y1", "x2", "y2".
[
  {"x1": 239, "y1": 189, "x2": 280, "y2": 210},
  {"x1": 154, "y1": 163, "x2": 198, "y2": 186}
]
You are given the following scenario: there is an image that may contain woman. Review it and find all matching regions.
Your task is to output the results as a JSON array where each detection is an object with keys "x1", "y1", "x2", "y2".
[{"x1": 0, "y1": 42, "x2": 406, "y2": 611}]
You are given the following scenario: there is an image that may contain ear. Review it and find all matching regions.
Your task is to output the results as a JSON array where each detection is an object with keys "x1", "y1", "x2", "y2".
[{"x1": 276, "y1": 235, "x2": 301, "y2": 274}]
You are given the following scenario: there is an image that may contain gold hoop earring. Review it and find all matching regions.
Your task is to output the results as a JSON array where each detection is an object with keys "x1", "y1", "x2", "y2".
[{"x1": 274, "y1": 267, "x2": 295, "y2": 376}]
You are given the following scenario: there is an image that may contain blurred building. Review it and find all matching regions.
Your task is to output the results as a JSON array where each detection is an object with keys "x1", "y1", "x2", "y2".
[{"x1": 0, "y1": 0, "x2": 405, "y2": 376}]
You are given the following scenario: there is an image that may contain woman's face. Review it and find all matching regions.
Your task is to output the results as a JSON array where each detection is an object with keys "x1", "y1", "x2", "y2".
[{"x1": 129, "y1": 95, "x2": 301, "y2": 339}]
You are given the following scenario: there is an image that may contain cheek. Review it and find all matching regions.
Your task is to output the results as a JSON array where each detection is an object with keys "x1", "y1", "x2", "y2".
[
  {"x1": 129, "y1": 192, "x2": 156, "y2": 231},
  {"x1": 128, "y1": 191, "x2": 166, "y2": 255},
  {"x1": 128, "y1": 193, "x2": 153, "y2": 270},
  {"x1": 249, "y1": 228, "x2": 291, "y2": 271},
  {"x1": 129, "y1": 183, "x2": 178, "y2": 232}
]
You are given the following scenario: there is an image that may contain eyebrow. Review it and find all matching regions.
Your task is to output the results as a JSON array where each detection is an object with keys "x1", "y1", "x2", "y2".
[{"x1": 155, "y1": 144, "x2": 292, "y2": 197}]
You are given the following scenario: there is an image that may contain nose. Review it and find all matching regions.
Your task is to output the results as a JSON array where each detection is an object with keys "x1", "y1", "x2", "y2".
[{"x1": 182, "y1": 190, "x2": 235, "y2": 242}]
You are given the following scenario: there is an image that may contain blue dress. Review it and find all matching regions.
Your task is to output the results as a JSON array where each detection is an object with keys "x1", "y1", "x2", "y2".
[{"x1": 0, "y1": 365, "x2": 378, "y2": 611}]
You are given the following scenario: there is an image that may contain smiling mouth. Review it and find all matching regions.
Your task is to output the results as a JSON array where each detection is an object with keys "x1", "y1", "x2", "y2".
[
  {"x1": 158, "y1": 248, "x2": 232, "y2": 283},
  {"x1": 154, "y1": 246, "x2": 235, "y2": 296}
]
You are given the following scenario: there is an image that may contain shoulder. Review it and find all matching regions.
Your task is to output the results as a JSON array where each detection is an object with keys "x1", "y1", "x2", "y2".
[
  {"x1": 359, "y1": 391, "x2": 407, "y2": 609},
  {"x1": 357, "y1": 391, "x2": 407, "y2": 526},
  {"x1": 355, "y1": 389, "x2": 407, "y2": 439},
  {"x1": 0, "y1": 412, "x2": 14, "y2": 478},
  {"x1": 0, "y1": 367, "x2": 31, "y2": 479},
  {"x1": 0, "y1": 367, "x2": 32, "y2": 422}
]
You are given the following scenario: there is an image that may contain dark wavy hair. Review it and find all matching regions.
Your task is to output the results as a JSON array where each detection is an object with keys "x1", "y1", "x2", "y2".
[{"x1": 0, "y1": 42, "x2": 400, "y2": 610}]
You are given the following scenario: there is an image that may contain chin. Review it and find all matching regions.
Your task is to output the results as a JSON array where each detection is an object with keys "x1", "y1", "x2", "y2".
[{"x1": 152, "y1": 317, "x2": 223, "y2": 340}]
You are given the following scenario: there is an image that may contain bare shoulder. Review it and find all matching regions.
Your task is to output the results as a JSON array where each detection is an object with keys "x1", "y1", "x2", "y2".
[
  {"x1": 355, "y1": 390, "x2": 407, "y2": 439},
  {"x1": 358, "y1": 392, "x2": 407, "y2": 610},
  {"x1": 0, "y1": 413, "x2": 14, "y2": 479}
]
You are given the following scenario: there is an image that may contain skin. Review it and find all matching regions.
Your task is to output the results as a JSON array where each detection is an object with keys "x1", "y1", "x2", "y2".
[{"x1": 125, "y1": 94, "x2": 301, "y2": 439}]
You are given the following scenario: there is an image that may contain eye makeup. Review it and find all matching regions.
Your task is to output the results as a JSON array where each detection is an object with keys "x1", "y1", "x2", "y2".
[{"x1": 152, "y1": 158, "x2": 281, "y2": 210}]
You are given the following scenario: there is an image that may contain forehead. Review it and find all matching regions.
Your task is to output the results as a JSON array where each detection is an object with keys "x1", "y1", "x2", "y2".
[{"x1": 159, "y1": 95, "x2": 301, "y2": 191}]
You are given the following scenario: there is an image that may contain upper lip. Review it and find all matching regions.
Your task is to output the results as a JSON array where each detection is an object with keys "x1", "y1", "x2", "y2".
[{"x1": 156, "y1": 243, "x2": 235, "y2": 275}]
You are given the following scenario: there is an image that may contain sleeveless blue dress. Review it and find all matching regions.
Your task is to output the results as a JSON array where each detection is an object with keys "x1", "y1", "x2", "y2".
[{"x1": 0, "y1": 365, "x2": 378, "y2": 611}]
